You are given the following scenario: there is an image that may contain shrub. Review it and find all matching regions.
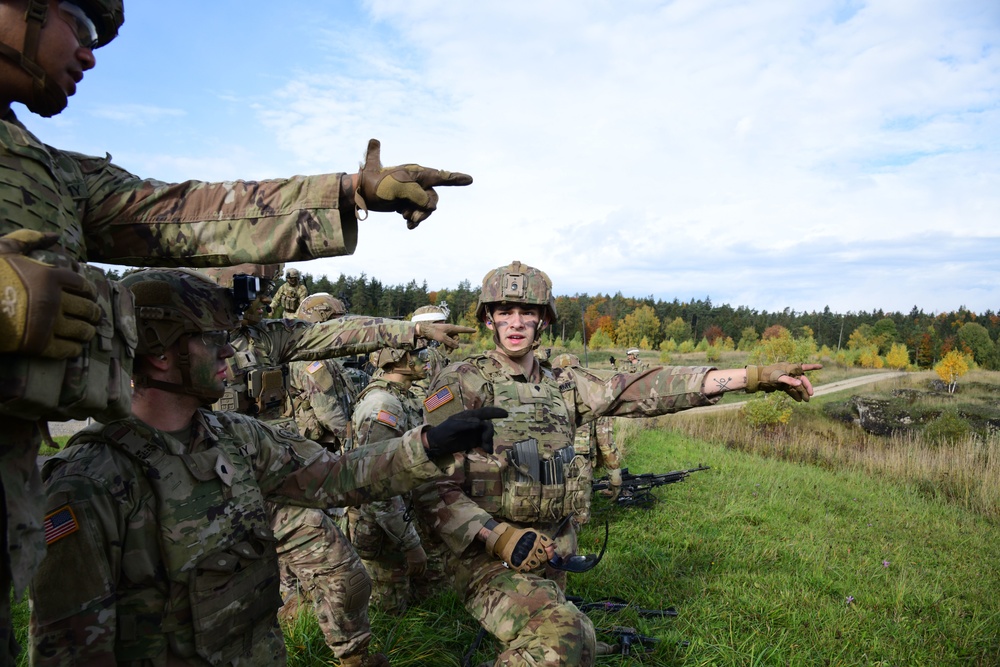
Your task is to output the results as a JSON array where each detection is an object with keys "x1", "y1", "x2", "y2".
[
  {"x1": 678, "y1": 340, "x2": 695, "y2": 353},
  {"x1": 740, "y1": 393, "x2": 794, "y2": 429},
  {"x1": 924, "y1": 409, "x2": 973, "y2": 444},
  {"x1": 705, "y1": 345, "x2": 721, "y2": 363}
]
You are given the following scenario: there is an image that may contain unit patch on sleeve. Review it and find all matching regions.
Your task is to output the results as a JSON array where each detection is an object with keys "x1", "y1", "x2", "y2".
[
  {"x1": 376, "y1": 410, "x2": 399, "y2": 427},
  {"x1": 44, "y1": 505, "x2": 79, "y2": 545},
  {"x1": 423, "y1": 386, "x2": 455, "y2": 412}
]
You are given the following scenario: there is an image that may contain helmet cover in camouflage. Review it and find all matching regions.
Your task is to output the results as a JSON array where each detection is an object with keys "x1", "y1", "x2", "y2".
[
  {"x1": 370, "y1": 347, "x2": 410, "y2": 370},
  {"x1": 298, "y1": 293, "x2": 346, "y2": 323},
  {"x1": 121, "y1": 268, "x2": 237, "y2": 356},
  {"x1": 627, "y1": 348, "x2": 640, "y2": 356},
  {"x1": 551, "y1": 353, "x2": 580, "y2": 369},
  {"x1": 476, "y1": 260, "x2": 557, "y2": 323},
  {"x1": 411, "y1": 305, "x2": 447, "y2": 323}
]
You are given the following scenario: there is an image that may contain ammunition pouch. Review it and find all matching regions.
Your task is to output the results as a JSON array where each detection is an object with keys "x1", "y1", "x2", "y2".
[
  {"x1": 217, "y1": 366, "x2": 287, "y2": 420},
  {"x1": 347, "y1": 507, "x2": 385, "y2": 560},
  {"x1": 468, "y1": 440, "x2": 586, "y2": 524},
  {"x1": 0, "y1": 260, "x2": 136, "y2": 422}
]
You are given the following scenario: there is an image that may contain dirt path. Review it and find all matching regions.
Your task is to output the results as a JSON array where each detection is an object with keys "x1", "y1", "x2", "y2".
[{"x1": 694, "y1": 370, "x2": 909, "y2": 414}]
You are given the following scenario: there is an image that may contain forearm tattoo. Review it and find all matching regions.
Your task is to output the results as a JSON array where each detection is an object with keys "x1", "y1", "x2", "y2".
[{"x1": 713, "y1": 376, "x2": 734, "y2": 392}]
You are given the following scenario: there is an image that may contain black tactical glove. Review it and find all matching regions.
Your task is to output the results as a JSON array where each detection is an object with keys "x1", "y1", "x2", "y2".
[
  {"x1": 415, "y1": 322, "x2": 477, "y2": 350},
  {"x1": 353, "y1": 139, "x2": 473, "y2": 229},
  {"x1": 485, "y1": 522, "x2": 553, "y2": 573},
  {"x1": 424, "y1": 407, "x2": 508, "y2": 457},
  {"x1": 0, "y1": 230, "x2": 101, "y2": 359},
  {"x1": 745, "y1": 363, "x2": 811, "y2": 402}
]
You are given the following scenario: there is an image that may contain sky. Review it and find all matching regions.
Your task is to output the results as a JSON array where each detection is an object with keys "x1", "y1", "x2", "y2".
[{"x1": 21, "y1": 0, "x2": 1000, "y2": 315}]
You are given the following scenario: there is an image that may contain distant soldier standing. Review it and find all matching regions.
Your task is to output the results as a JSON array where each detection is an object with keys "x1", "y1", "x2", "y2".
[
  {"x1": 409, "y1": 304, "x2": 451, "y2": 402},
  {"x1": 415, "y1": 260, "x2": 820, "y2": 667},
  {"x1": 273, "y1": 267, "x2": 309, "y2": 318},
  {"x1": 625, "y1": 348, "x2": 649, "y2": 373}
]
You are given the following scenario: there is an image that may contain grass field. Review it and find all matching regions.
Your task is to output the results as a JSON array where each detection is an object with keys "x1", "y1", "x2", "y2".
[{"x1": 18, "y1": 369, "x2": 1000, "y2": 666}]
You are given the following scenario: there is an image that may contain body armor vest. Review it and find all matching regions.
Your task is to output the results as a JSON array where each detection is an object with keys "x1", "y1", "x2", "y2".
[
  {"x1": 73, "y1": 413, "x2": 283, "y2": 664},
  {"x1": 216, "y1": 327, "x2": 289, "y2": 424},
  {"x1": 462, "y1": 355, "x2": 591, "y2": 523},
  {"x1": 0, "y1": 117, "x2": 136, "y2": 422}
]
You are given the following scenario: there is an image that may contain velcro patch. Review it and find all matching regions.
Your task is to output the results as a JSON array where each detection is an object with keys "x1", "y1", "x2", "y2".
[
  {"x1": 376, "y1": 410, "x2": 399, "y2": 427},
  {"x1": 307, "y1": 361, "x2": 323, "y2": 374},
  {"x1": 424, "y1": 386, "x2": 455, "y2": 413},
  {"x1": 44, "y1": 505, "x2": 79, "y2": 545}
]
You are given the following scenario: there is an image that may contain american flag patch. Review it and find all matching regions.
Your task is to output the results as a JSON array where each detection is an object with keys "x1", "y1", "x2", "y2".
[
  {"x1": 307, "y1": 361, "x2": 323, "y2": 373},
  {"x1": 376, "y1": 410, "x2": 399, "y2": 427},
  {"x1": 44, "y1": 505, "x2": 79, "y2": 545},
  {"x1": 423, "y1": 386, "x2": 454, "y2": 412}
]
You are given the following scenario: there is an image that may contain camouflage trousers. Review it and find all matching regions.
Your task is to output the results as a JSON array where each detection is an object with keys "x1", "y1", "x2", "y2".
[
  {"x1": 271, "y1": 504, "x2": 372, "y2": 658},
  {"x1": 452, "y1": 519, "x2": 596, "y2": 667},
  {"x1": 358, "y1": 517, "x2": 451, "y2": 615}
]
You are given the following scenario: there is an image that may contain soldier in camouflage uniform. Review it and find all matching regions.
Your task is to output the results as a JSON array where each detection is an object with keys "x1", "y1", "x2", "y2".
[
  {"x1": 549, "y1": 354, "x2": 622, "y2": 523},
  {"x1": 348, "y1": 346, "x2": 455, "y2": 615},
  {"x1": 28, "y1": 268, "x2": 502, "y2": 667},
  {"x1": 0, "y1": 1, "x2": 472, "y2": 661},
  {"x1": 273, "y1": 267, "x2": 309, "y2": 319},
  {"x1": 414, "y1": 261, "x2": 820, "y2": 667},
  {"x1": 624, "y1": 348, "x2": 649, "y2": 373},
  {"x1": 289, "y1": 293, "x2": 360, "y2": 449},
  {"x1": 204, "y1": 264, "x2": 475, "y2": 667},
  {"x1": 409, "y1": 304, "x2": 451, "y2": 403}
]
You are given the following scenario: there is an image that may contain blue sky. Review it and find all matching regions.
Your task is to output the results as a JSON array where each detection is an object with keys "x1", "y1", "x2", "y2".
[{"x1": 21, "y1": 0, "x2": 1000, "y2": 315}]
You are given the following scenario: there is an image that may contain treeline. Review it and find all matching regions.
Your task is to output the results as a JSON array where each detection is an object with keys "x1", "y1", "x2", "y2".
[{"x1": 291, "y1": 272, "x2": 1000, "y2": 370}]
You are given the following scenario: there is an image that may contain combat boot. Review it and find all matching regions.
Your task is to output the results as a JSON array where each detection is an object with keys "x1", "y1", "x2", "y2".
[{"x1": 337, "y1": 652, "x2": 390, "y2": 667}]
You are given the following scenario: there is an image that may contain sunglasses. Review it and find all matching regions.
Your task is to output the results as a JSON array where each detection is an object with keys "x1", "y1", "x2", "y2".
[{"x1": 56, "y1": 2, "x2": 99, "y2": 49}]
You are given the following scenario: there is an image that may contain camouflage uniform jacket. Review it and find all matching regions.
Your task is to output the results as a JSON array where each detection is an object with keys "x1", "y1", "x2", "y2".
[
  {"x1": 273, "y1": 282, "x2": 309, "y2": 316},
  {"x1": 289, "y1": 357, "x2": 359, "y2": 449},
  {"x1": 220, "y1": 316, "x2": 418, "y2": 423},
  {"x1": 415, "y1": 350, "x2": 718, "y2": 555},
  {"x1": 349, "y1": 379, "x2": 424, "y2": 555},
  {"x1": 0, "y1": 111, "x2": 360, "y2": 600},
  {"x1": 30, "y1": 409, "x2": 444, "y2": 666}
]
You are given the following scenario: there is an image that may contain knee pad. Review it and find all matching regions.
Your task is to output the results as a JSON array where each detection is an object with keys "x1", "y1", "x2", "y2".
[{"x1": 342, "y1": 567, "x2": 372, "y2": 614}]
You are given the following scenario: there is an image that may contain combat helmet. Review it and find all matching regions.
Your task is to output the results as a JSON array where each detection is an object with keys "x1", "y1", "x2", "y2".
[
  {"x1": 0, "y1": 0, "x2": 124, "y2": 117},
  {"x1": 298, "y1": 293, "x2": 346, "y2": 324},
  {"x1": 411, "y1": 304, "x2": 448, "y2": 323},
  {"x1": 551, "y1": 353, "x2": 580, "y2": 369},
  {"x1": 121, "y1": 268, "x2": 236, "y2": 401},
  {"x1": 476, "y1": 261, "x2": 557, "y2": 323},
  {"x1": 285, "y1": 267, "x2": 301, "y2": 284}
]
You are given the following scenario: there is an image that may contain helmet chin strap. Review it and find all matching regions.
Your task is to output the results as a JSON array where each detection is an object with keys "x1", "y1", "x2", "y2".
[
  {"x1": 0, "y1": 1, "x2": 69, "y2": 117},
  {"x1": 133, "y1": 335, "x2": 225, "y2": 405}
]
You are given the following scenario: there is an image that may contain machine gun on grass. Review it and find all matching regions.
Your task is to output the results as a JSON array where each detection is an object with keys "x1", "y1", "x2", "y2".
[
  {"x1": 566, "y1": 595, "x2": 677, "y2": 618},
  {"x1": 597, "y1": 626, "x2": 660, "y2": 655},
  {"x1": 593, "y1": 465, "x2": 710, "y2": 508}
]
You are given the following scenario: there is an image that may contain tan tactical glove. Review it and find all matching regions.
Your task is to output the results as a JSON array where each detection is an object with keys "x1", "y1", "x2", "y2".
[
  {"x1": 404, "y1": 545, "x2": 428, "y2": 577},
  {"x1": 0, "y1": 230, "x2": 101, "y2": 359},
  {"x1": 353, "y1": 139, "x2": 473, "y2": 229},
  {"x1": 745, "y1": 363, "x2": 811, "y2": 402},
  {"x1": 598, "y1": 467, "x2": 623, "y2": 501},
  {"x1": 415, "y1": 322, "x2": 476, "y2": 350},
  {"x1": 485, "y1": 521, "x2": 553, "y2": 573}
]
